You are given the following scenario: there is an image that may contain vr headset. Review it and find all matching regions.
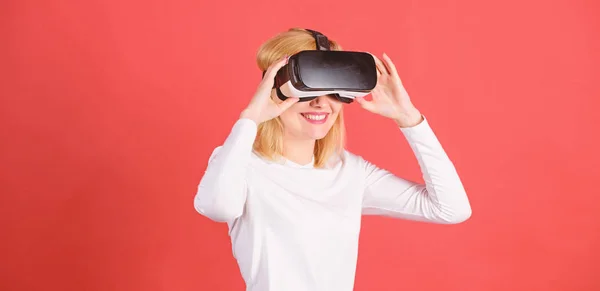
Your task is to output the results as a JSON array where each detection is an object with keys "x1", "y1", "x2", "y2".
[{"x1": 264, "y1": 29, "x2": 378, "y2": 104}]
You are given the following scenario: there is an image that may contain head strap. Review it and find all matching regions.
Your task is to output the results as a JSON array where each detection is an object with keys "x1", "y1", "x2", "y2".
[
  {"x1": 304, "y1": 29, "x2": 331, "y2": 51},
  {"x1": 262, "y1": 29, "x2": 331, "y2": 79}
]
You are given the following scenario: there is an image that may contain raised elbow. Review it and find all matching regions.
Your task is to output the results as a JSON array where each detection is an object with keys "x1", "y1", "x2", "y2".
[
  {"x1": 193, "y1": 179, "x2": 245, "y2": 222},
  {"x1": 194, "y1": 195, "x2": 242, "y2": 222},
  {"x1": 448, "y1": 206, "x2": 472, "y2": 224},
  {"x1": 442, "y1": 201, "x2": 472, "y2": 224}
]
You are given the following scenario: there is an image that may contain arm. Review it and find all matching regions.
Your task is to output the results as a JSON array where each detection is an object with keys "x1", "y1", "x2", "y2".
[
  {"x1": 195, "y1": 55, "x2": 297, "y2": 222},
  {"x1": 360, "y1": 117, "x2": 472, "y2": 224},
  {"x1": 194, "y1": 118, "x2": 257, "y2": 223}
]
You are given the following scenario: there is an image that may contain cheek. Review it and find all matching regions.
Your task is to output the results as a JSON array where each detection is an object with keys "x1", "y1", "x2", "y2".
[
  {"x1": 330, "y1": 102, "x2": 343, "y2": 116},
  {"x1": 279, "y1": 111, "x2": 295, "y2": 125},
  {"x1": 279, "y1": 106, "x2": 302, "y2": 125},
  {"x1": 330, "y1": 105, "x2": 343, "y2": 122}
]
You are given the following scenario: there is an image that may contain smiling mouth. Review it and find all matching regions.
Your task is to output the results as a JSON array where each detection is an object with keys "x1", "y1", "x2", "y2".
[{"x1": 301, "y1": 113, "x2": 329, "y2": 124}]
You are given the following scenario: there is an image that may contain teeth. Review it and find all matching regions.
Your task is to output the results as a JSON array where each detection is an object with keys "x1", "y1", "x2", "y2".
[{"x1": 303, "y1": 114, "x2": 326, "y2": 121}]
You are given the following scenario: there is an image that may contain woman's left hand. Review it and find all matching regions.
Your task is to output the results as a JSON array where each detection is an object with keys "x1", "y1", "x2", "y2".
[{"x1": 355, "y1": 53, "x2": 424, "y2": 128}]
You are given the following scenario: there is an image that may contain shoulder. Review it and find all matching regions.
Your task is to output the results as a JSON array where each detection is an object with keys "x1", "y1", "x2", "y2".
[
  {"x1": 340, "y1": 149, "x2": 385, "y2": 178},
  {"x1": 336, "y1": 149, "x2": 370, "y2": 171},
  {"x1": 341, "y1": 149, "x2": 364, "y2": 163},
  {"x1": 207, "y1": 145, "x2": 223, "y2": 162}
]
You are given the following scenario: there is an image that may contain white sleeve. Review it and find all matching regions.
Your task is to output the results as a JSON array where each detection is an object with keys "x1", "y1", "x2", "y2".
[
  {"x1": 360, "y1": 117, "x2": 472, "y2": 224},
  {"x1": 194, "y1": 118, "x2": 257, "y2": 223}
]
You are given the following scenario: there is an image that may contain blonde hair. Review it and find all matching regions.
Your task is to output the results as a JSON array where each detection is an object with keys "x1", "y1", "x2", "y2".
[{"x1": 253, "y1": 28, "x2": 346, "y2": 168}]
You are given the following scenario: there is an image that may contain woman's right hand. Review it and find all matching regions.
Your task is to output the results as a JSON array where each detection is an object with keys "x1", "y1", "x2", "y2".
[{"x1": 240, "y1": 56, "x2": 299, "y2": 125}]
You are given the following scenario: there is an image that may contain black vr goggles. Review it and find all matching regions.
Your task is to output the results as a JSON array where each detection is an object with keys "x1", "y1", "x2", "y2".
[{"x1": 264, "y1": 29, "x2": 378, "y2": 104}]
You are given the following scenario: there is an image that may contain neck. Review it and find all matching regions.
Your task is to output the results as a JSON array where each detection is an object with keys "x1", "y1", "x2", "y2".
[{"x1": 282, "y1": 136, "x2": 315, "y2": 166}]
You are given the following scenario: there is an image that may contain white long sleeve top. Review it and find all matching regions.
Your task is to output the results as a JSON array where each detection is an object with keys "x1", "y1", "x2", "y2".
[{"x1": 194, "y1": 116, "x2": 471, "y2": 291}]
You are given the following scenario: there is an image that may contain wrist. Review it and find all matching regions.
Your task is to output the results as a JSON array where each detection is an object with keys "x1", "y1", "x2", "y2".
[
  {"x1": 394, "y1": 108, "x2": 423, "y2": 128},
  {"x1": 240, "y1": 108, "x2": 261, "y2": 125}
]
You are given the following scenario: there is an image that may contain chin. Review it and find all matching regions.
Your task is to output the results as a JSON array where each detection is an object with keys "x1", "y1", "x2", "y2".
[
  {"x1": 281, "y1": 111, "x2": 338, "y2": 141},
  {"x1": 306, "y1": 131, "x2": 330, "y2": 140},
  {"x1": 299, "y1": 113, "x2": 336, "y2": 140}
]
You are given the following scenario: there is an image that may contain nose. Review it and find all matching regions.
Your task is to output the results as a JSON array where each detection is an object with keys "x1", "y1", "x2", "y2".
[{"x1": 308, "y1": 95, "x2": 329, "y2": 108}]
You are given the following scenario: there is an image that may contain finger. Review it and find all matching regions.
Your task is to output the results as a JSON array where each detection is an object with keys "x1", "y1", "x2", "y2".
[
  {"x1": 366, "y1": 52, "x2": 383, "y2": 76},
  {"x1": 264, "y1": 56, "x2": 288, "y2": 81},
  {"x1": 355, "y1": 96, "x2": 378, "y2": 113},
  {"x1": 257, "y1": 57, "x2": 288, "y2": 95},
  {"x1": 382, "y1": 53, "x2": 400, "y2": 79},
  {"x1": 372, "y1": 54, "x2": 389, "y2": 75},
  {"x1": 277, "y1": 97, "x2": 299, "y2": 112}
]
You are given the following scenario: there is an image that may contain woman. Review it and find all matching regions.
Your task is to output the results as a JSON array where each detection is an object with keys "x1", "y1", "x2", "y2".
[{"x1": 194, "y1": 28, "x2": 472, "y2": 291}]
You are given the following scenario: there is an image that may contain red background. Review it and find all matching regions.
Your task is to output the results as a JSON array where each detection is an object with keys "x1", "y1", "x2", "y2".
[{"x1": 2, "y1": 0, "x2": 599, "y2": 290}]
